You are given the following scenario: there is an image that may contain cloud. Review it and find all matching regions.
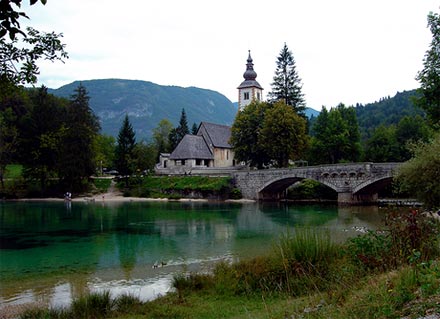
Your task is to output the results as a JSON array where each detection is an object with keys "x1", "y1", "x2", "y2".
[{"x1": 21, "y1": 0, "x2": 439, "y2": 109}]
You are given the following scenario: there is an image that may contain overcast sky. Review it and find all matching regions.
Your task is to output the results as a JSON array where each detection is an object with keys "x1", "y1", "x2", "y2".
[{"x1": 23, "y1": 0, "x2": 439, "y2": 110}]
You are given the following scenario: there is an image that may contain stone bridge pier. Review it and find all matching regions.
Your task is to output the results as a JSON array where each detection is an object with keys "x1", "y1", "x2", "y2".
[{"x1": 232, "y1": 162, "x2": 401, "y2": 205}]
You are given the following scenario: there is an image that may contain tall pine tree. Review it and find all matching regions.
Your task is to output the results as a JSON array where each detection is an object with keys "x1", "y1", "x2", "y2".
[
  {"x1": 168, "y1": 108, "x2": 190, "y2": 150},
  {"x1": 115, "y1": 114, "x2": 136, "y2": 177},
  {"x1": 268, "y1": 43, "x2": 306, "y2": 115},
  {"x1": 58, "y1": 84, "x2": 100, "y2": 192}
]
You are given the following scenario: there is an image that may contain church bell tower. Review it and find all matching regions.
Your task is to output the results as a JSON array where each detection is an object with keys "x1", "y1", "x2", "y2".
[{"x1": 237, "y1": 50, "x2": 263, "y2": 110}]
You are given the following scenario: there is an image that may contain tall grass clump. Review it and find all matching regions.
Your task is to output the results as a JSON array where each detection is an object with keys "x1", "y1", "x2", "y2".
[
  {"x1": 274, "y1": 228, "x2": 342, "y2": 294},
  {"x1": 70, "y1": 291, "x2": 114, "y2": 318},
  {"x1": 173, "y1": 228, "x2": 343, "y2": 298},
  {"x1": 276, "y1": 228, "x2": 339, "y2": 271},
  {"x1": 19, "y1": 291, "x2": 148, "y2": 318}
]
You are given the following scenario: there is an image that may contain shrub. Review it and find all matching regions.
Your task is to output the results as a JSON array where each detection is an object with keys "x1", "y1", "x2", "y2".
[
  {"x1": 347, "y1": 210, "x2": 440, "y2": 271},
  {"x1": 229, "y1": 187, "x2": 242, "y2": 199}
]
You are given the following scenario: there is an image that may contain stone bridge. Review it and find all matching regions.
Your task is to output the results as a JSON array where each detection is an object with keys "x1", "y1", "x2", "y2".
[{"x1": 232, "y1": 162, "x2": 402, "y2": 204}]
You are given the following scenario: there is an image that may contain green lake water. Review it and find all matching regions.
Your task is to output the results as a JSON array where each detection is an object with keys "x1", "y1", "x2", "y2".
[{"x1": 0, "y1": 200, "x2": 387, "y2": 309}]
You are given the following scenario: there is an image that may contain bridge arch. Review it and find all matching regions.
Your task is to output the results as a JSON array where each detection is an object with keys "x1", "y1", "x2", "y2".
[
  {"x1": 257, "y1": 175, "x2": 337, "y2": 200},
  {"x1": 353, "y1": 176, "x2": 394, "y2": 195}
]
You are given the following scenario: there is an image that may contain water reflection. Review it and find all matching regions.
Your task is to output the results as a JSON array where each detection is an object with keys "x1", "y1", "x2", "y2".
[{"x1": 0, "y1": 201, "x2": 385, "y2": 310}]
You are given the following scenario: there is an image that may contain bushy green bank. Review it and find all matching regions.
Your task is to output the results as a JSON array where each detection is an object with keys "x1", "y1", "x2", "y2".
[
  {"x1": 20, "y1": 210, "x2": 440, "y2": 319},
  {"x1": 118, "y1": 175, "x2": 241, "y2": 199}
]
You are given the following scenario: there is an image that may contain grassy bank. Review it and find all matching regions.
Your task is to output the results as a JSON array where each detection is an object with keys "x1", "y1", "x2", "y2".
[
  {"x1": 19, "y1": 209, "x2": 440, "y2": 319},
  {"x1": 118, "y1": 175, "x2": 240, "y2": 199}
]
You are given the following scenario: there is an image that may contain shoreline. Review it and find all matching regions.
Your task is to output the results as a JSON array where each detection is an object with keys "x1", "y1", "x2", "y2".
[{"x1": 4, "y1": 195, "x2": 256, "y2": 204}]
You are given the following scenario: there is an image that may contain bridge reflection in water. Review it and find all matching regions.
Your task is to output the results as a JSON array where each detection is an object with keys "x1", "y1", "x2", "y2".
[{"x1": 233, "y1": 162, "x2": 402, "y2": 204}]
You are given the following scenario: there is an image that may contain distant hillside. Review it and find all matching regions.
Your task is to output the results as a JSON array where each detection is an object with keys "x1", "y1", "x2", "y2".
[
  {"x1": 49, "y1": 79, "x2": 237, "y2": 141},
  {"x1": 305, "y1": 107, "x2": 320, "y2": 119},
  {"x1": 355, "y1": 90, "x2": 424, "y2": 140}
]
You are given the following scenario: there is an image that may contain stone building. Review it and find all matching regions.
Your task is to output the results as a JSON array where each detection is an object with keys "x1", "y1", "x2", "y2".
[
  {"x1": 157, "y1": 122, "x2": 235, "y2": 172},
  {"x1": 156, "y1": 51, "x2": 262, "y2": 174}
]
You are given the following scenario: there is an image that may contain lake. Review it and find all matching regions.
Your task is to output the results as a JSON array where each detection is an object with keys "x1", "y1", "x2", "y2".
[{"x1": 0, "y1": 200, "x2": 387, "y2": 310}]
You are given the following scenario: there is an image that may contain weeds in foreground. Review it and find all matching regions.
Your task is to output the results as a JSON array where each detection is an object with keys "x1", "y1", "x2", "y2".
[
  {"x1": 348, "y1": 209, "x2": 440, "y2": 271},
  {"x1": 19, "y1": 292, "x2": 141, "y2": 319}
]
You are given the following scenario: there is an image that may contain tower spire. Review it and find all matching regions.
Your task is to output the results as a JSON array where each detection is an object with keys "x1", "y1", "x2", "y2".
[
  {"x1": 237, "y1": 50, "x2": 263, "y2": 110},
  {"x1": 243, "y1": 50, "x2": 257, "y2": 81}
]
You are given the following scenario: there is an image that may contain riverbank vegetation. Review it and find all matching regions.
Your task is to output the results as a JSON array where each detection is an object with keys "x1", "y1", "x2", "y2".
[
  {"x1": 19, "y1": 209, "x2": 440, "y2": 319},
  {"x1": 118, "y1": 175, "x2": 238, "y2": 199}
]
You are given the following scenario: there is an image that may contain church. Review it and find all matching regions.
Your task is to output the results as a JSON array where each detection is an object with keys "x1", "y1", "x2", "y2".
[{"x1": 156, "y1": 51, "x2": 263, "y2": 174}]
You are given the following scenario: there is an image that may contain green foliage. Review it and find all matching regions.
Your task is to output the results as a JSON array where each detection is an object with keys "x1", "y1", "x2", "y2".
[
  {"x1": 231, "y1": 101, "x2": 308, "y2": 168},
  {"x1": 268, "y1": 43, "x2": 305, "y2": 115},
  {"x1": 3, "y1": 164, "x2": 22, "y2": 179},
  {"x1": 308, "y1": 104, "x2": 361, "y2": 164},
  {"x1": 191, "y1": 122, "x2": 198, "y2": 134},
  {"x1": 347, "y1": 210, "x2": 440, "y2": 271},
  {"x1": 415, "y1": 11, "x2": 440, "y2": 128},
  {"x1": 114, "y1": 114, "x2": 136, "y2": 177},
  {"x1": 19, "y1": 291, "x2": 147, "y2": 319},
  {"x1": 152, "y1": 118, "x2": 173, "y2": 156},
  {"x1": 276, "y1": 228, "x2": 340, "y2": 273},
  {"x1": 364, "y1": 115, "x2": 432, "y2": 162},
  {"x1": 94, "y1": 134, "x2": 116, "y2": 174},
  {"x1": 229, "y1": 187, "x2": 242, "y2": 200},
  {"x1": 120, "y1": 175, "x2": 233, "y2": 199},
  {"x1": 20, "y1": 86, "x2": 67, "y2": 192},
  {"x1": 70, "y1": 291, "x2": 114, "y2": 319},
  {"x1": 397, "y1": 134, "x2": 440, "y2": 209},
  {"x1": 57, "y1": 84, "x2": 100, "y2": 192},
  {"x1": 176, "y1": 229, "x2": 341, "y2": 297},
  {"x1": 287, "y1": 179, "x2": 337, "y2": 200},
  {"x1": 0, "y1": 82, "x2": 29, "y2": 188},
  {"x1": 168, "y1": 108, "x2": 190, "y2": 151},
  {"x1": 92, "y1": 178, "x2": 112, "y2": 193},
  {"x1": 356, "y1": 90, "x2": 424, "y2": 141},
  {"x1": 230, "y1": 101, "x2": 272, "y2": 168},
  {"x1": 364, "y1": 124, "x2": 400, "y2": 162},
  {"x1": 260, "y1": 101, "x2": 308, "y2": 167},
  {"x1": 132, "y1": 142, "x2": 157, "y2": 173},
  {"x1": 0, "y1": 27, "x2": 68, "y2": 85},
  {"x1": 0, "y1": 0, "x2": 47, "y2": 40}
]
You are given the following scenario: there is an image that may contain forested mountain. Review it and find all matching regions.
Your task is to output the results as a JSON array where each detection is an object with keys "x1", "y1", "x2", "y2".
[
  {"x1": 49, "y1": 79, "x2": 420, "y2": 142},
  {"x1": 355, "y1": 90, "x2": 424, "y2": 140},
  {"x1": 49, "y1": 79, "x2": 237, "y2": 140}
]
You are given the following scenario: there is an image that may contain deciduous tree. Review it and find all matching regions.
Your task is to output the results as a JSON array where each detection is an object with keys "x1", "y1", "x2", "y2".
[
  {"x1": 21, "y1": 86, "x2": 66, "y2": 192},
  {"x1": 398, "y1": 134, "x2": 440, "y2": 209},
  {"x1": 308, "y1": 104, "x2": 361, "y2": 164},
  {"x1": 415, "y1": 11, "x2": 440, "y2": 128},
  {"x1": 260, "y1": 101, "x2": 307, "y2": 167},
  {"x1": 230, "y1": 101, "x2": 272, "y2": 168},
  {"x1": 152, "y1": 118, "x2": 173, "y2": 156},
  {"x1": 0, "y1": 0, "x2": 68, "y2": 85}
]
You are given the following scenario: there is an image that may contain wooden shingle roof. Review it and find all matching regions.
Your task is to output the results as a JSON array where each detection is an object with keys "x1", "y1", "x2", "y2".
[
  {"x1": 169, "y1": 135, "x2": 213, "y2": 160},
  {"x1": 198, "y1": 122, "x2": 231, "y2": 149}
]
